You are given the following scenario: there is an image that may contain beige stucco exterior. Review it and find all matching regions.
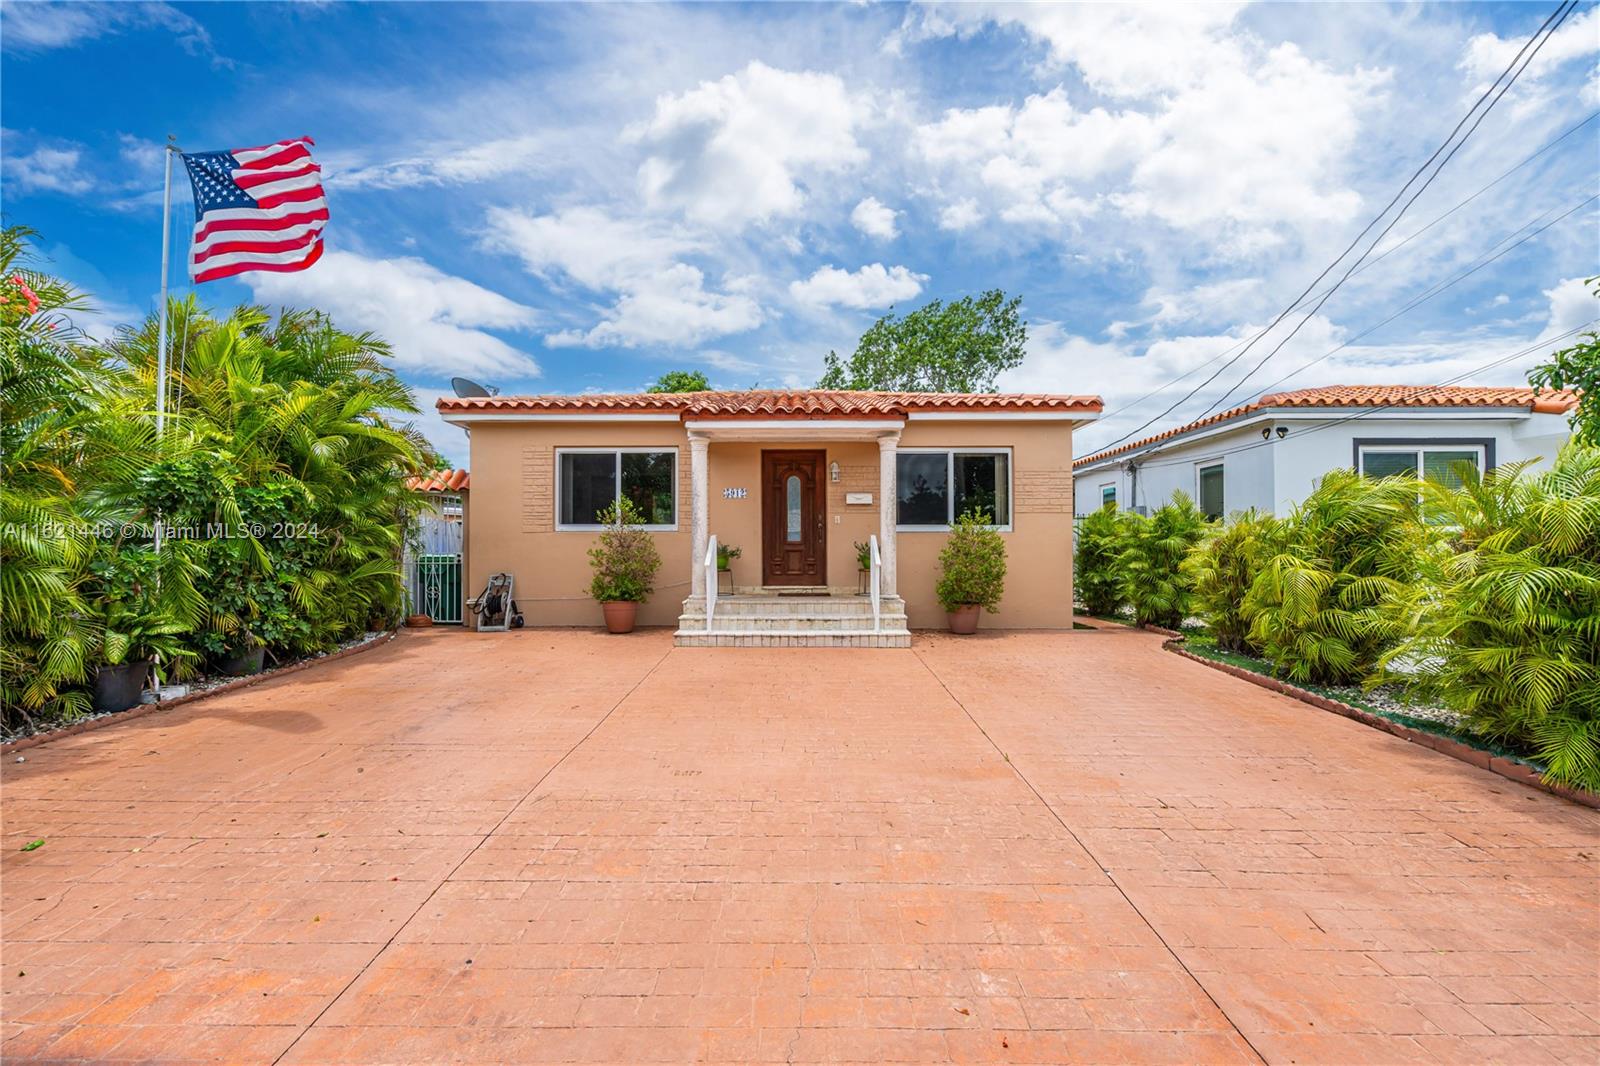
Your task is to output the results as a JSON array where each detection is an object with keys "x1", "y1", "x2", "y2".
[{"x1": 459, "y1": 417, "x2": 1079, "y2": 630}]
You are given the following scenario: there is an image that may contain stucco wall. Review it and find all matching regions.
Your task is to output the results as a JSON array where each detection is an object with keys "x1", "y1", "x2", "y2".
[
  {"x1": 1073, "y1": 411, "x2": 1573, "y2": 518},
  {"x1": 465, "y1": 418, "x2": 1080, "y2": 630}
]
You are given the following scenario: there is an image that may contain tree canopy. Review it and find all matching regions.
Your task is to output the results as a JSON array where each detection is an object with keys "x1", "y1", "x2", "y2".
[
  {"x1": 1528, "y1": 277, "x2": 1598, "y2": 445},
  {"x1": 817, "y1": 289, "x2": 1026, "y2": 393},
  {"x1": 646, "y1": 370, "x2": 710, "y2": 393}
]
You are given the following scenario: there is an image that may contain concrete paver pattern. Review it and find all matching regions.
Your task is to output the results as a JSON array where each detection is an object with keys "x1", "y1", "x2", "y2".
[{"x1": 2, "y1": 627, "x2": 1596, "y2": 1064}]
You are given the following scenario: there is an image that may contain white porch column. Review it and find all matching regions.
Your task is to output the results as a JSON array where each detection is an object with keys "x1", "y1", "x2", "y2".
[
  {"x1": 878, "y1": 432, "x2": 899, "y2": 595},
  {"x1": 689, "y1": 432, "x2": 709, "y2": 597}
]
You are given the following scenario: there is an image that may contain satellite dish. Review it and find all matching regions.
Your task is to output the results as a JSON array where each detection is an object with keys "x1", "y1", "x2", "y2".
[{"x1": 451, "y1": 376, "x2": 499, "y2": 398}]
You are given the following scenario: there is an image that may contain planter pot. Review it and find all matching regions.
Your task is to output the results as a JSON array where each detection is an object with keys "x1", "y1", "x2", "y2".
[
  {"x1": 602, "y1": 601, "x2": 639, "y2": 634},
  {"x1": 946, "y1": 605, "x2": 981, "y2": 635},
  {"x1": 93, "y1": 659, "x2": 150, "y2": 714},
  {"x1": 217, "y1": 645, "x2": 266, "y2": 677},
  {"x1": 405, "y1": 614, "x2": 435, "y2": 628}
]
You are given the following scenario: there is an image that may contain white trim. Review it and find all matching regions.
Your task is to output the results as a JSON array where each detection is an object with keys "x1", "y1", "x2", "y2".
[
  {"x1": 442, "y1": 411, "x2": 682, "y2": 425},
  {"x1": 907, "y1": 410, "x2": 1100, "y2": 422},
  {"x1": 894, "y1": 447, "x2": 1015, "y2": 532},
  {"x1": 1074, "y1": 406, "x2": 1535, "y2": 472},
  {"x1": 554, "y1": 446, "x2": 680, "y2": 532}
]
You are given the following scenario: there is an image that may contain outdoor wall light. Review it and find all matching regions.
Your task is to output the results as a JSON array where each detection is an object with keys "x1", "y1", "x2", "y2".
[
  {"x1": 1276, "y1": 426, "x2": 1288, "y2": 440},
  {"x1": 830, "y1": 461, "x2": 840, "y2": 482},
  {"x1": 1260, "y1": 426, "x2": 1272, "y2": 441}
]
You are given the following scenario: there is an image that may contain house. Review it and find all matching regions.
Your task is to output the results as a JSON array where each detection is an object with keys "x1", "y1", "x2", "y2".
[
  {"x1": 1072, "y1": 385, "x2": 1580, "y2": 519},
  {"x1": 438, "y1": 389, "x2": 1103, "y2": 644}
]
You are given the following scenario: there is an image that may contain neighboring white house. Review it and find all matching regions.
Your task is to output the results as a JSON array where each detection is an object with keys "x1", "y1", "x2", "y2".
[{"x1": 1073, "y1": 385, "x2": 1581, "y2": 518}]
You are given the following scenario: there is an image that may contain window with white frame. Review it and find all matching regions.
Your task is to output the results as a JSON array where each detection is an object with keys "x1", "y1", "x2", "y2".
[
  {"x1": 556, "y1": 448, "x2": 677, "y2": 529},
  {"x1": 1197, "y1": 462, "x2": 1224, "y2": 520},
  {"x1": 1100, "y1": 483, "x2": 1116, "y2": 508},
  {"x1": 897, "y1": 449, "x2": 1011, "y2": 529},
  {"x1": 1358, "y1": 444, "x2": 1483, "y2": 490}
]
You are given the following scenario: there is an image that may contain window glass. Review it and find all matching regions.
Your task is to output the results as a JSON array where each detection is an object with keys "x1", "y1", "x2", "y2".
[
  {"x1": 1198, "y1": 464, "x2": 1224, "y2": 520},
  {"x1": 1361, "y1": 450, "x2": 1418, "y2": 479},
  {"x1": 1101, "y1": 485, "x2": 1116, "y2": 507},
  {"x1": 621, "y1": 451, "x2": 675, "y2": 524},
  {"x1": 559, "y1": 452, "x2": 616, "y2": 526},
  {"x1": 954, "y1": 453, "x2": 1010, "y2": 525},
  {"x1": 1422, "y1": 450, "x2": 1479, "y2": 490},
  {"x1": 785, "y1": 475, "x2": 802, "y2": 542},
  {"x1": 897, "y1": 453, "x2": 949, "y2": 525}
]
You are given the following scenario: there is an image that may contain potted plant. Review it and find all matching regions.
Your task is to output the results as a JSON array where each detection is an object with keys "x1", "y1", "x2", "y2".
[
  {"x1": 201, "y1": 569, "x2": 268, "y2": 675},
  {"x1": 854, "y1": 540, "x2": 873, "y2": 593},
  {"x1": 94, "y1": 604, "x2": 195, "y2": 712},
  {"x1": 935, "y1": 508, "x2": 1007, "y2": 634},
  {"x1": 88, "y1": 542, "x2": 200, "y2": 712},
  {"x1": 717, "y1": 544, "x2": 741, "y2": 572},
  {"x1": 588, "y1": 499, "x2": 661, "y2": 633}
]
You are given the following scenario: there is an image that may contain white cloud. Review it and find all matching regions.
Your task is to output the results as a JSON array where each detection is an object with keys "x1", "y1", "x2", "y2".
[
  {"x1": 1461, "y1": 6, "x2": 1599, "y2": 84},
  {"x1": 789, "y1": 263, "x2": 927, "y2": 309},
  {"x1": 905, "y1": 6, "x2": 1386, "y2": 253},
  {"x1": 997, "y1": 322, "x2": 1124, "y2": 395},
  {"x1": 1543, "y1": 275, "x2": 1600, "y2": 334},
  {"x1": 850, "y1": 196, "x2": 899, "y2": 240},
  {"x1": 245, "y1": 249, "x2": 541, "y2": 379},
  {"x1": 333, "y1": 135, "x2": 549, "y2": 189},
  {"x1": 938, "y1": 198, "x2": 983, "y2": 231},
  {"x1": 484, "y1": 205, "x2": 762, "y2": 348},
  {"x1": 3, "y1": 143, "x2": 94, "y2": 194},
  {"x1": 0, "y1": 1, "x2": 228, "y2": 65},
  {"x1": 630, "y1": 61, "x2": 868, "y2": 228}
]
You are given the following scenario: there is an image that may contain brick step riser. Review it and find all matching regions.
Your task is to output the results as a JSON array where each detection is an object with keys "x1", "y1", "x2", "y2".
[
  {"x1": 673, "y1": 632, "x2": 913, "y2": 648},
  {"x1": 676, "y1": 616, "x2": 908, "y2": 633}
]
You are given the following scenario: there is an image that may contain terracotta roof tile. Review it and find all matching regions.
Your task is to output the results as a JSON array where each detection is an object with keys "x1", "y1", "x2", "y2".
[
  {"x1": 1074, "y1": 385, "x2": 1580, "y2": 468},
  {"x1": 437, "y1": 389, "x2": 1102, "y2": 420},
  {"x1": 408, "y1": 469, "x2": 470, "y2": 492}
]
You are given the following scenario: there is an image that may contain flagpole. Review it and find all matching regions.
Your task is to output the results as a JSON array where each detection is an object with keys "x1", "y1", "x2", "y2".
[{"x1": 155, "y1": 135, "x2": 177, "y2": 439}]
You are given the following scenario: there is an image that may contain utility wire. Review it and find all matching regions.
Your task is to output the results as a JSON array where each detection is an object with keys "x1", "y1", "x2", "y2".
[
  {"x1": 1195, "y1": 0, "x2": 1580, "y2": 420},
  {"x1": 1079, "y1": 109, "x2": 1600, "y2": 445},
  {"x1": 1117, "y1": 320, "x2": 1594, "y2": 475},
  {"x1": 1086, "y1": 0, "x2": 1576, "y2": 455},
  {"x1": 1082, "y1": 190, "x2": 1597, "y2": 462}
]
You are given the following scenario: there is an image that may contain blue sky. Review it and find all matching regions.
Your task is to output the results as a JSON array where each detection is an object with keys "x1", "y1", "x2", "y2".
[{"x1": 3, "y1": 1, "x2": 1597, "y2": 465}]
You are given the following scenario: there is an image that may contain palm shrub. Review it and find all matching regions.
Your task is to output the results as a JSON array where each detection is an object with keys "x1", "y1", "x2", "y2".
[
  {"x1": 1243, "y1": 470, "x2": 1425, "y2": 684},
  {"x1": 1116, "y1": 493, "x2": 1209, "y2": 628},
  {"x1": 1182, "y1": 509, "x2": 1278, "y2": 653},
  {"x1": 588, "y1": 499, "x2": 661, "y2": 603},
  {"x1": 1380, "y1": 446, "x2": 1600, "y2": 791},
  {"x1": 1075, "y1": 504, "x2": 1128, "y2": 617},
  {"x1": 936, "y1": 508, "x2": 1007, "y2": 612}
]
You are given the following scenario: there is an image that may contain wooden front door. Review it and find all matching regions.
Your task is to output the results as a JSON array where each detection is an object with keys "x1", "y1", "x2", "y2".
[{"x1": 761, "y1": 450, "x2": 827, "y2": 586}]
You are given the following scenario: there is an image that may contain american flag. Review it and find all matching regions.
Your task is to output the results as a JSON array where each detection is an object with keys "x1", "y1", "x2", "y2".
[{"x1": 180, "y1": 137, "x2": 327, "y2": 283}]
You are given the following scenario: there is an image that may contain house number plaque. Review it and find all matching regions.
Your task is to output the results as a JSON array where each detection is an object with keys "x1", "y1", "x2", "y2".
[{"x1": 722, "y1": 487, "x2": 748, "y2": 499}]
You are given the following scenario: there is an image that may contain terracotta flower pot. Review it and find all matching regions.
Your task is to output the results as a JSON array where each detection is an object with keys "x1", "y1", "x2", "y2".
[
  {"x1": 947, "y1": 604, "x2": 981, "y2": 635},
  {"x1": 602, "y1": 601, "x2": 639, "y2": 634},
  {"x1": 405, "y1": 614, "x2": 434, "y2": 628}
]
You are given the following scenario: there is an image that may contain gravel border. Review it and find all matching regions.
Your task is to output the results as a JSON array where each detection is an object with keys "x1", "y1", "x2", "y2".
[{"x1": 2, "y1": 630, "x2": 400, "y2": 755}]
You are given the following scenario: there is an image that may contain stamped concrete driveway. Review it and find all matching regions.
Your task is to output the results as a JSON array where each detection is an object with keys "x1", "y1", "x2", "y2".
[{"x1": 3, "y1": 627, "x2": 1597, "y2": 1065}]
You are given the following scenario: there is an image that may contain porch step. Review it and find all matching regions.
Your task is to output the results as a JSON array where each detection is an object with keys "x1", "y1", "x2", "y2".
[{"x1": 675, "y1": 593, "x2": 911, "y2": 647}]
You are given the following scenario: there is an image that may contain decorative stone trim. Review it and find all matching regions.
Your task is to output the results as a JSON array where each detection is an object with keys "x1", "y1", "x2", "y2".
[
  {"x1": 1164, "y1": 638, "x2": 1599, "y2": 810},
  {"x1": 2, "y1": 631, "x2": 400, "y2": 755}
]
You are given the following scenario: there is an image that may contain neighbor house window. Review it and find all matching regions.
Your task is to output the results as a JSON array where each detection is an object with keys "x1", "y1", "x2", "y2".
[
  {"x1": 1358, "y1": 445, "x2": 1483, "y2": 490},
  {"x1": 1100, "y1": 484, "x2": 1116, "y2": 508},
  {"x1": 897, "y1": 449, "x2": 1011, "y2": 528},
  {"x1": 556, "y1": 448, "x2": 677, "y2": 529},
  {"x1": 1197, "y1": 463, "x2": 1225, "y2": 520}
]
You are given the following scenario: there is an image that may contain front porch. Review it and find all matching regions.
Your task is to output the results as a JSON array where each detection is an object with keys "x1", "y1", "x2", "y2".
[{"x1": 678, "y1": 418, "x2": 907, "y2": 646}]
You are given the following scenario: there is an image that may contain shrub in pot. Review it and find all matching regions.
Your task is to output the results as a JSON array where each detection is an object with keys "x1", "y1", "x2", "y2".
[
  {"x1": 588, "y1": 499, "x2": 661, "y2": 633},
  {"x1": 936, "y1": 509, "x2": 1007, "y2": 634},
  {"x1": 854, "y1": 539, "x2": 874, "y2": 593},
  {"x1": 88, "y1": 544, "x2": 200, "y2": 712},
  {"x1": 716, "y1": 544, "x2": 741, "y2": 572}
]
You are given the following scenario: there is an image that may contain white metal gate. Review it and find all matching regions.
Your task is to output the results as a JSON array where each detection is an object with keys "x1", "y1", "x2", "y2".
[{"x1": 406, "y1": 497, "x2": 464, "y2": 624}]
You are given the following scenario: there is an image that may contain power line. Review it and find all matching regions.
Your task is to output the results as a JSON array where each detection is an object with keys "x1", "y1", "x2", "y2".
[
  {"x1": 1082, "y1": 189, "x2": 1597, "y2": 463},
  {"x1": 1078, "y1": 109, "x2": 1600, "y2": 445},
  {"x1": 1119, "y1": 320, "x2": 1594, "y2": 476},
  {"x1": 1086, "y1": 0, "x2": 1578, "y2": 455},
  {"x1": 1183, "y1": 0, "x2": 1579, "y2": 422}
]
